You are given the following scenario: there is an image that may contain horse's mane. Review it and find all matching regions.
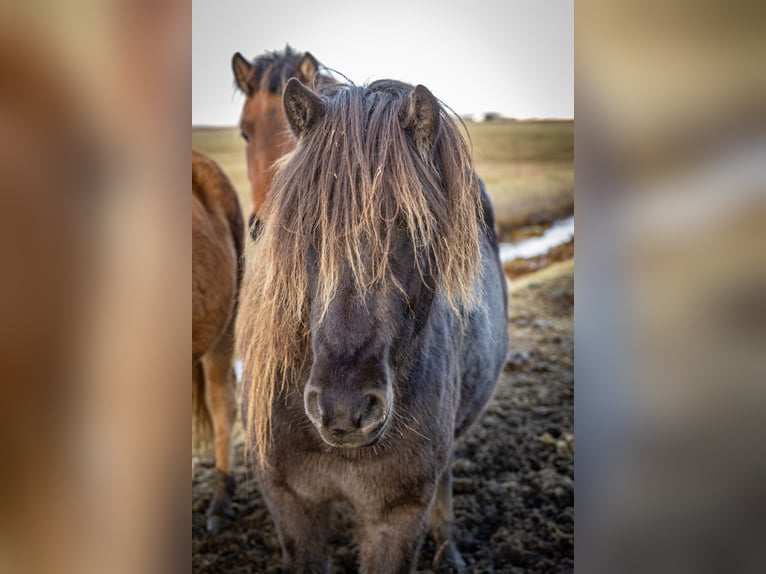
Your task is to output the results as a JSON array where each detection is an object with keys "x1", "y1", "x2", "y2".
[
  {"x1": 246, "y1": 44, "x2": 328, "y2": 94},
  {"x1": 237, "y1": 80, "x2": 484, "y2": 463}
]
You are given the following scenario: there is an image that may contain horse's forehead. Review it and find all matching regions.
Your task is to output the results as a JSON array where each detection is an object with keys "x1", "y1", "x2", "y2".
[
  {"x1": 322, "y1": 272, "x2": 398, "y2": 318},
  {"x1": 316, "y1": 288, "x2": 391, "y2": 355},
  {"x1": 242, "y1": 90, "x2": 284, "y2": 124}
]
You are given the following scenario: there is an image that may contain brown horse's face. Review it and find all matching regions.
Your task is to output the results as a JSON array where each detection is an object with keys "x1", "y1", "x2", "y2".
[
  {"x1": 232, "y1": 50, "x2": 319, "y2": 220},
  {"x1": 239, "y1": 91, "x2": 295, "y2": 216}
]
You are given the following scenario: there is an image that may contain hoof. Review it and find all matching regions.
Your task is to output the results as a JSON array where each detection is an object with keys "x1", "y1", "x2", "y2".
[
  {"x1": 433, "y1": 540, "x2": 466, "y2": 572},
  {"x1": 206, "y1": 470, "x2": 236, "y2": 532},
  {"x1": 206, "y1": 514, "x2": 225, "y2": 533}
]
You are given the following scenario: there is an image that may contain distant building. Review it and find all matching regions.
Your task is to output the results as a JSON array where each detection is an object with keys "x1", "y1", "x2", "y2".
[{"x1": 461, "y1": 112, "x2": 505, "y2": 122}]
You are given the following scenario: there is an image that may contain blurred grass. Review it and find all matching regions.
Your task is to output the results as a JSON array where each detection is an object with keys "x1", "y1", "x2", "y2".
[
  {"x1": 192, "y1": 119, "x2": 574, "y2": 233},
  {"x1": 463, "y1": 119, "x2": 574, "y2": 234},
  {"x1": 192, "y1": 127, "x2": 250, "y2": 209}
]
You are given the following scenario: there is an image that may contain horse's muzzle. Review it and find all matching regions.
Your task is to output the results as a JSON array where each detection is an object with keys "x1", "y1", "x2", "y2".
[{"x1": 304, "y1": 386, "x2": 389, "y2": 448}]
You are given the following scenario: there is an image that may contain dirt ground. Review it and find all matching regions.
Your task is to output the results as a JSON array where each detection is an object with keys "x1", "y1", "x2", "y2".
[{"x1": 192, "y1": 258, "x2": 574, "y2": 573}]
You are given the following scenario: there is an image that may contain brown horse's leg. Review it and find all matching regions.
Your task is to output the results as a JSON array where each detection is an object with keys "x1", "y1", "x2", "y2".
[
  {"x1": 429, "y1": 464, "x2": 466, "y2": 571},
  {"x1": 202, "y1": 326, "x2": 237, "y2": 532}
]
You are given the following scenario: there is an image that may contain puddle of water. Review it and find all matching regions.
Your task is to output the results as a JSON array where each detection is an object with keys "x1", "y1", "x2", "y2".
[{"x1": 499, "y1": 215, "x2": 574, "y2": 262}]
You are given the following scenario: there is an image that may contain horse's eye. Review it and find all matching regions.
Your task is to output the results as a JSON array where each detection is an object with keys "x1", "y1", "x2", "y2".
[{"x1": 240, "y1": 130, "x2": 250, "y2": 143}]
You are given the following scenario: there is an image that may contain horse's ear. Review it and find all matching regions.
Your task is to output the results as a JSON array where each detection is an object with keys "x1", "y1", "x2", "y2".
[
  {"x1": 232, "y1": 52, "x2": 254, "y2": 94},
  {"x1": 298, "y1": 52, "x2": 319, "y2": 84},
  {"x1": 283, "y1": 77, "x2": 326, "y2": 138},
  {"x1": 399, "y1": 84, "x2": 440, "y2": 150}
]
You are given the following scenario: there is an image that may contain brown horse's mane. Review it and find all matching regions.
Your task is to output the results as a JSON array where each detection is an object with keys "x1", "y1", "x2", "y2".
[
  {"x1": 241, "y1": 44, "x2": 329, "y2": 94},
  {"x1": 237, "y1": 80, "x2": 484, "y2": 463}
]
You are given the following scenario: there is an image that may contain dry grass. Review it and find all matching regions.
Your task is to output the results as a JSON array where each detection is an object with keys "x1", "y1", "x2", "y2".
[
  {"x1": 192, "y1": 118, "x2": 574, "y2": 232},
  {"x1": 461, "y1": 119, "x2": 573, "y2": 233},
  {"x1": 192, "y1": 127, "x2": 251, "y2": 210}
]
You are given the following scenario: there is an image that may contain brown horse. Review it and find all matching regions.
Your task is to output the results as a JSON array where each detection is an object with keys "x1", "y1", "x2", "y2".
[
  {"x1": 192, "y1": 149, "x2": 244, "y2": 532},
  {"x1": 231, "y1": 46, "x2": 328, "y2": 232}
]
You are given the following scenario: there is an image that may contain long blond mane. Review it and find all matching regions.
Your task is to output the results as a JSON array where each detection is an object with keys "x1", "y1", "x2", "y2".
[{"x1": 236, "y1": 80, "x2": 484, "y2": 463}]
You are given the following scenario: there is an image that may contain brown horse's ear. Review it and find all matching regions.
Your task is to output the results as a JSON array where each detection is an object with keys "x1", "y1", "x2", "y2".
[
  {"x1": 298, "y1": 52, "x2": 319, "y2": 84},
  {"x1": 399, "y1": 84, "x2": 440, "y2": 150},
  {"x1": 283, "y1": 77, "x2": 326, "y2": 138},
  {"x1": 232, "y1": 52, "x2": 254, "y2": 94}
]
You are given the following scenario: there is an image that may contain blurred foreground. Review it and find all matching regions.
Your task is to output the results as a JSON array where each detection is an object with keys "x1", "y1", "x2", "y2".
[
  {"x1": 577, "y1": 1, "x2": 766, "y2": 571},
  {"x1": 0, "y1": 2, "x2": 189, "y2": 574}
]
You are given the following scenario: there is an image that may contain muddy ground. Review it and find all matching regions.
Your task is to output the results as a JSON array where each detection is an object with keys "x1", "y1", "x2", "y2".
[{"x1": 193, "y1": 259, "x2": 574, "y2": 573}]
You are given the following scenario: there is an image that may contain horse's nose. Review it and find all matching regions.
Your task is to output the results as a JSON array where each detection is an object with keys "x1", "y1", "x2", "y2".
[
  {"x1": 319, "y1": 390, "x2": 387, "y2": 435},
  {"x1": 304, "y1": 386, "x2": 387, "y2": 445}
]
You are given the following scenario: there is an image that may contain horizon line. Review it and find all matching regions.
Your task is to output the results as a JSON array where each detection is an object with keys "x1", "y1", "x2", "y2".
[{"x1": 192, "y1": 116, "x2": 575, "y2": 129}]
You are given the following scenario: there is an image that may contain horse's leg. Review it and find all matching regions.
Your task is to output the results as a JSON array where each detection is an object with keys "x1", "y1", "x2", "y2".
[
  {"x1": 429, "y1": 463, "x2": 466, "y2": 571},
  {"x1": 358, "y1": 502, "x2": 431, "y2": 574},
  {"x1": 259, "y1": 480, "x2": 331, "y2": 573},
  {"x1": 201, "y1": 326, "x2": 237, "y2": 532}
]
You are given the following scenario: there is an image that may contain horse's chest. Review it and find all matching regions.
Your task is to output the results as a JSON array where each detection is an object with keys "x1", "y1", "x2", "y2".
[{"x1": 281, "y1": 452, "x2": 405, "y2": 509}]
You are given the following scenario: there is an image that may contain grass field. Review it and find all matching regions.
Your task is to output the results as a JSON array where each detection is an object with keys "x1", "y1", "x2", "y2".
[{"x1": 192, "y1": 119, "x2": 573, "y2": 235}]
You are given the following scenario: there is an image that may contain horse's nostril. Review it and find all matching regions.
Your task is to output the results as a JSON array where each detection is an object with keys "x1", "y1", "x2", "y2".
[{"x1": 359, "y1": 391, "x2": 386, "y2": 431}]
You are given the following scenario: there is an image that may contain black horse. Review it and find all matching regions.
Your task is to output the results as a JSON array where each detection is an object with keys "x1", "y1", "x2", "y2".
[{"x1": 237, "y1": 77, "x2": 508, "y2": 573}]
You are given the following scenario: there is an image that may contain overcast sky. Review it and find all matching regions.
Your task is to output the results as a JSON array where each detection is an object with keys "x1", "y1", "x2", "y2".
[{"x1": 193, "y1": 0, "x2": 573, "y2": 126}]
